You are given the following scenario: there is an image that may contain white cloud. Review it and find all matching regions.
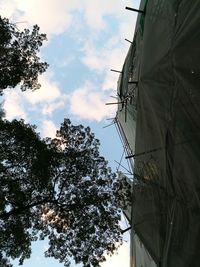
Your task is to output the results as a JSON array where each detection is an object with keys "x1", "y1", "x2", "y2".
[
  {"x1": 16, "y1": 0, "x2": 74, "y2": 36},
  {"x1": 100, "y1": 242, "x2": 130, "y2": 267},
  {"x1": 0, "y1": 0, "x2": 18, "y2": 19},
  {"x1": 0, "y1": 0, "x2": 133, "y2": 36},
  {"x1": 82, "y1": 1, "x2": 107, "y2": 30},
  {"x1": 81, "y1": 35, "x2": 131, "y2": 93},
  {"x1": 25, "y1": 74, "x2": 68, "y2": 116},
  {"x1": 119, "y1": 21, "x2": 135, "y2": 41},
  {"x1": 3, "y1": 89, "x2": 28, "y2": 121},
  {"x1": 0, "y1": 0, "x2": 138, "y2": 37},
  {"x1": 2, "y1": 73, "x2": 65, "y2": 122},
  {"x1": 0, "y1": 0, "x2": 78, "y2": 37},
  {"x1": 81, "y1": 39, "x2": 128, "y2": 73},
  {"x1": 102, "y1": 72, "x2": 119, "y2": 92},
  {"x1": 82, "y1": 0, "x2": 137, "y2": 31},
  {"x1": 81, "y1": 46, "x2": 106, "y2": 72},
  {"x1": 42, "y1": 101, "x2": 65, "y2": 116},
  {"x1": 41, "y1": 120, "x2": 57, "y2": 138},
  {"x1": 78, "y1": 0, "x2": 138, "y2": 93},
  {"x1": 24, "y1": 75, "x2": 61, "y2": 104},
  {"x1": 101, "y1": 214, "x2": 130, "y2": 267},
  {"x1": 1, "y1": 0, "x2": 139, "y2": 122},
  {"x1": 69, "y1": 83, "x2": 115, "y2": 122}
]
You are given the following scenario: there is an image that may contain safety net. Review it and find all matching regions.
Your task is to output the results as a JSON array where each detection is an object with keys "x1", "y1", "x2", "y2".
[{"x1": 116, "y1": 0, "x2": 200, "y2": 266}]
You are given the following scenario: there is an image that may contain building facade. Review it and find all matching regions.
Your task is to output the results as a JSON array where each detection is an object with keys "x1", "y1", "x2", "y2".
[{"x1": 116, "y1": 0, "x2": 200, "y2": 266}]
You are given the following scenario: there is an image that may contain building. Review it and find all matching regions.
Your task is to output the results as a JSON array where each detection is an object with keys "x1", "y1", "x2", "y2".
[{"x1": 115, "y1": 1, "x2": 200, "y2": 266}]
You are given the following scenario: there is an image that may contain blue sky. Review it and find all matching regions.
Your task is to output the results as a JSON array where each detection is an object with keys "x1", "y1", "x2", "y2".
[{"x1": 0, "y1": 0, "x2": 139, "y2": 266}]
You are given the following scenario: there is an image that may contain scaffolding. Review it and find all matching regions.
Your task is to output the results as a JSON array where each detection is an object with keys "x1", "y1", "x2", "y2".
[{"x1": 114, "y1": 0, "x2": 200, "y2": 266}]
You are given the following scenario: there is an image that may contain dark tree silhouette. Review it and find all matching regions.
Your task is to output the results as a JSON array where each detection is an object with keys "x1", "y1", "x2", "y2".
[
  {"x1": 0, "y1": 16, "x2": 48, "y2": 94},
  {"x1": 0, "y1": 118, "x2": 128, "y2": 267},
  {"x1": 0, "y1": 102, "x2": 5, "y2": 118},
  {"x1": 0, "y1": 119, "x2": 55, "y2": 266}
]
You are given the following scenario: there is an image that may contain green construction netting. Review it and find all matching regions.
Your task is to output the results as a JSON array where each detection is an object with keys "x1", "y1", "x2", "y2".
[{"x1": 117, "y1": 0, "x2": 200, "y2": 266}]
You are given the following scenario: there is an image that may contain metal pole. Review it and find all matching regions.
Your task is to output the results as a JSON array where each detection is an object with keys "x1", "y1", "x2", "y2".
[
  {"x1": 106, "y1": 101, "x2": 124, "y2": 105},
  {"x1": 125, "y1": 38, "x2": 133, "y2": 44},
  {"x1": 128, "y1": 81, "x2": 138, "y2": 84},
  {"x1": 125, "y1": 6, "x2": 145, "y2": 14},
  {"x1": 110, "y1": 69, "x2": 122, "y2": 74}
]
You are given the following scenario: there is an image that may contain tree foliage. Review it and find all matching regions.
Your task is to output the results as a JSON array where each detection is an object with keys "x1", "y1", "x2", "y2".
[
  {"x1": 0, "y1": 102, "x2": 5, "y2": 118},
  {"x1": 0, "y1": 16, "x2": 48, "y2": 94},
  {"x1": 0, "y1": 119, "x2": 54, "y2": 266},
  {"x1": 0, "y1": 118, "x2": 128, "y2": 267}
]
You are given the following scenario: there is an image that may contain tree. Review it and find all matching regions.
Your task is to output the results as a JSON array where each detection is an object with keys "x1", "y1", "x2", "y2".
[
  {"x1": 0, "y1": 102, "x2": 5, "y2": 118},
  {"x1": 0, "y1": 16, "x2": 48, "y2": 94},
  {"x1": 0, "y1": 119, "x2": 55, "y2": 266},
  {"x1": 0, "y1": 118, "x2": 128, "y2": 267}
]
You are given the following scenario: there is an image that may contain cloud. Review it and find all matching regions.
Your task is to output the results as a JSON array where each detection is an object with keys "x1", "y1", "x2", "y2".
[
  {"x1": 1, "y1": 0, "x2": 139, "y2": 123},
  {"x1": 100, "y1": 242, "x2": 130, "y2": 267},
  {"x1": 16, "y1": 0, "x2": 74, "y2": 36},
  {"x1": 24, "y1": 75, "x2": 61, "y2": 105},
  {"x1": 0, "y1": 0, "x2": 18, "y2": 19},
  {"x1": 78, "y1": 0, "x2": 138, "y2": 92},
  {"x1": 24, "y1": 74, "x2": 66, "y2": 116},
  {"x1": 42, "y1": 101, "x2": 65, "y2": 116},
  {"x1": 41, "y1": 120, "x2": 57, "y2": 138},
  {"x1": 81, "y1": 35, "x2": 131, "y2": 94},
  {"x1": 69, "y1": 83, "x2": 115, "y2": 122},
  {"x1": 0, "y1": 0, "x2": 108, "y2": 37},
  {"x1": 2, "y1": 73, "x2": 65, "y2": 122},
  {"x1": 3, "y1": 89, "x2": 28, "y2": 121},
  {"x1": 0, "y1": 0, "x2": 80, "y2": 37},
  {"x1": 0, "y1": 0, "x2": 138, "y2": 37},
  {"x1": 3, "y1": 74, "x2": 64, "y2": 137},
  {"x1": 102, "y1": 72, "x2": 119, "y2": 92},
  {"x1": 82, "y1": 0, "x2": 137, "y2": 31},
  {"x1": 82, "y1": 1, "x2": 108, "y2": 30},
  {"x1": 82, "y1": 39, "x2": 128, "y2": 72}
]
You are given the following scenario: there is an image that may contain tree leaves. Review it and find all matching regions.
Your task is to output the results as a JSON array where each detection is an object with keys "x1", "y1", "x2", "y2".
[
  {"x1": 0, "y1": 17, "x2": 48, "y2": 94},
  {"x1": 0, "y1": 14, "x2": 130, "y2": 267},
  {"x1": 0, "y1": 118, "x2": 129, "y2": 267}
]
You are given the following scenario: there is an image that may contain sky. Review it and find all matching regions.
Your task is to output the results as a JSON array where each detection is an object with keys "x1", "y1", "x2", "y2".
[{"x1": 0, "y1": 0, "x2": 139, "y2": 266}]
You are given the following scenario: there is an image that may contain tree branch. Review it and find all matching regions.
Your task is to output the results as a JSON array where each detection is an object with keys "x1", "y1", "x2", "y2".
[{"x1": 0, "y1": 197, "x2": 53, "y2": 219}]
